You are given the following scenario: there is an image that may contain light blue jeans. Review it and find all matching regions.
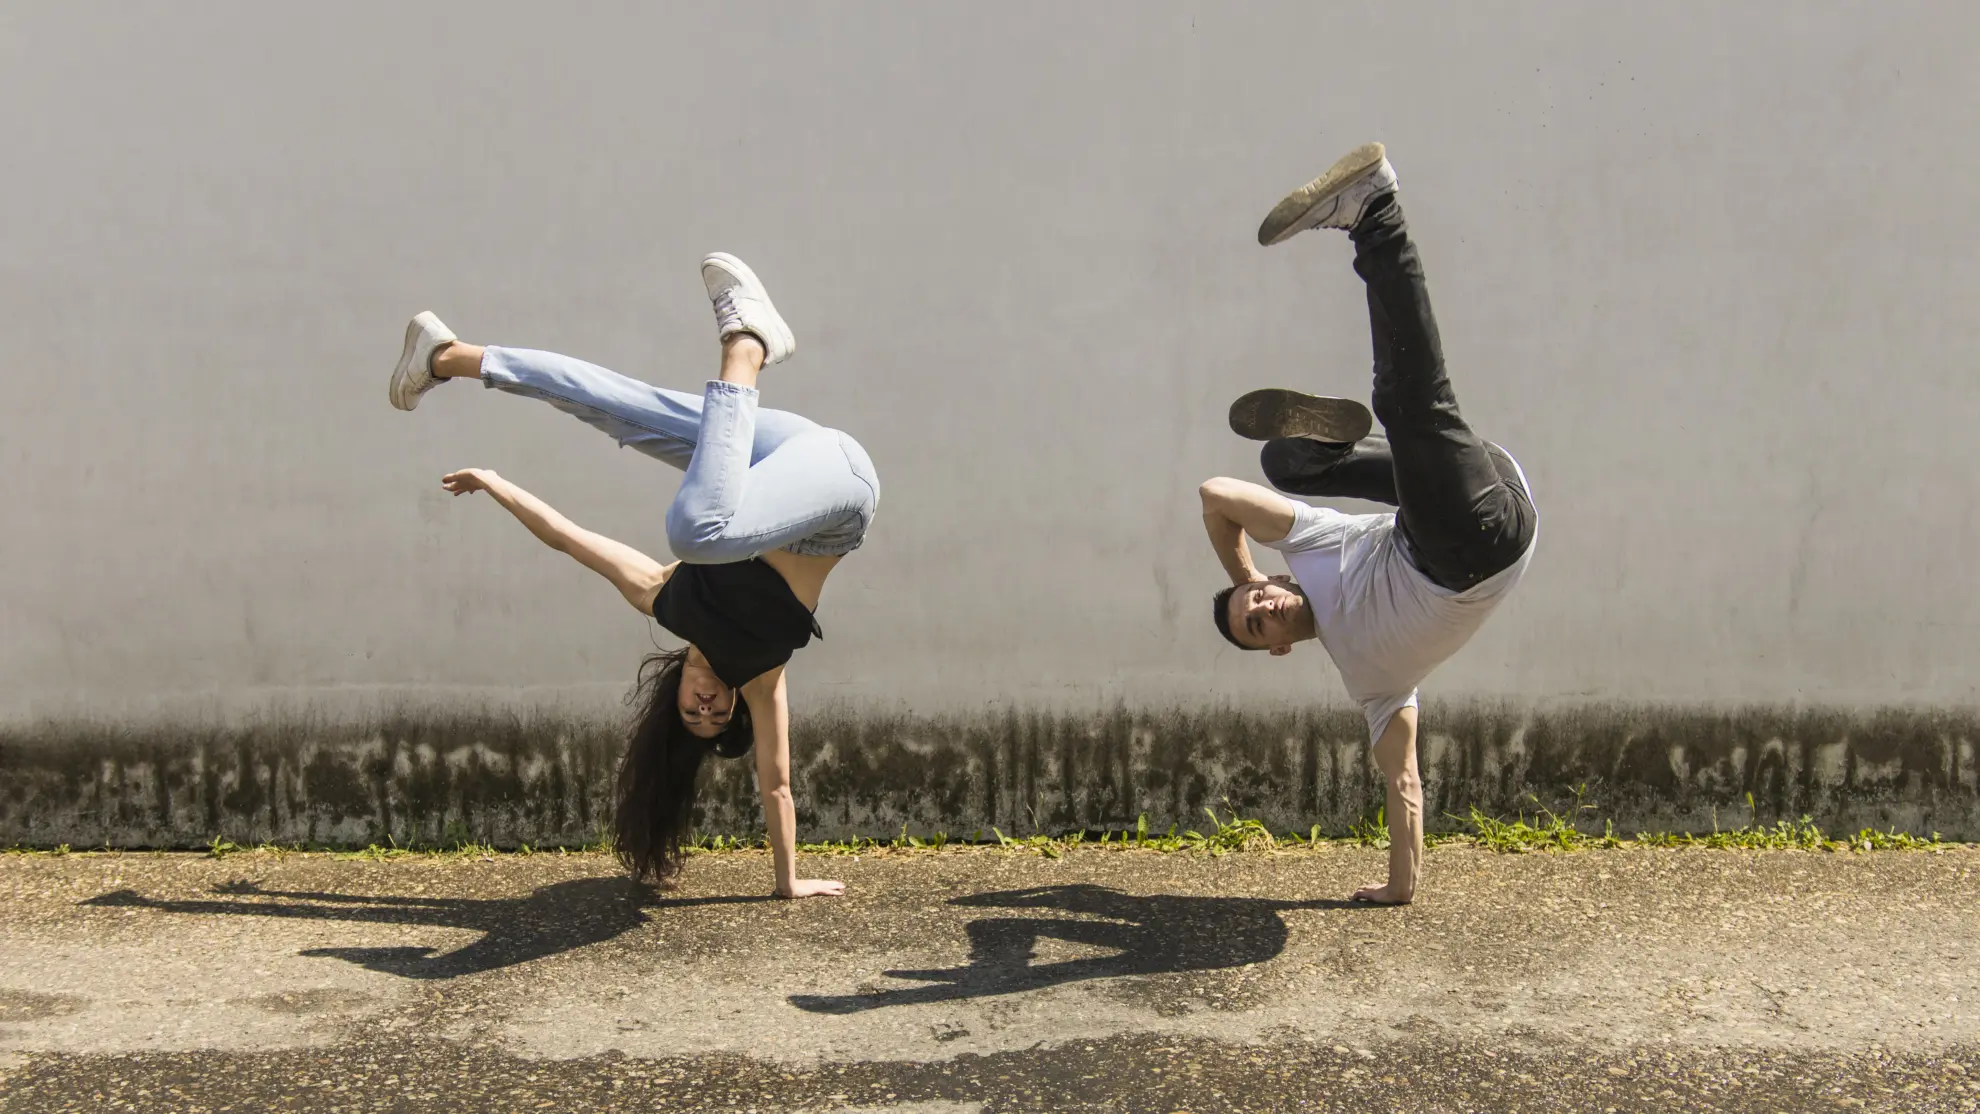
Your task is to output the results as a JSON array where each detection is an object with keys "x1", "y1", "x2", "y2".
[{"x1": 480, "y1": 347, "x2": 879, "y2": 561}]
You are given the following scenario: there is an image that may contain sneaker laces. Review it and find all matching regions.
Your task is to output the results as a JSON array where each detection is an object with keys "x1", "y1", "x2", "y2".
[{"x1": 711, "y1": 289, "x2": 747, "y2": 337}]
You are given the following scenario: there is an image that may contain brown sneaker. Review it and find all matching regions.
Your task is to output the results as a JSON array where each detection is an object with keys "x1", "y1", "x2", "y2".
[{"x1": 1227, "y1": 388, "x2": 1373, "y2": 443}]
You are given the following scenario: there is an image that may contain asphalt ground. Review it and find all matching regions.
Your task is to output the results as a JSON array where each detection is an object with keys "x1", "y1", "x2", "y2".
[{"x1": 2, "y1": 844, "x2": 1976, "y2": 1112}]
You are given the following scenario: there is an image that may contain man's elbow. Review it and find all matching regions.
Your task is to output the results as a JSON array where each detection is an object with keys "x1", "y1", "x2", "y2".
[
  {"x1": 1387, "y1": 767, "x2": 1423, "y2": 805},
  {"x1": 1199, "y1": 476, "x2": 1244, "y2": 511}
]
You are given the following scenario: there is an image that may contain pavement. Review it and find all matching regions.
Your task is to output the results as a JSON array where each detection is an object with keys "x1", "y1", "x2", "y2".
[{"x1": 1, "y1": 844, "x2": 1976, "y2": 1112}]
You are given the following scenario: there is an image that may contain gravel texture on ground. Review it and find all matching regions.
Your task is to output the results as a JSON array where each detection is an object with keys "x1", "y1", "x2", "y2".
[{"x1": 2, "y1": 845, "x2": 1975, "y2": 1111}]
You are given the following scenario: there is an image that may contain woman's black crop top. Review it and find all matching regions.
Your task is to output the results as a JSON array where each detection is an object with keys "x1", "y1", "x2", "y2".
[{"x1": 651, "y1": 560, "x2": 822, "y2": 688}]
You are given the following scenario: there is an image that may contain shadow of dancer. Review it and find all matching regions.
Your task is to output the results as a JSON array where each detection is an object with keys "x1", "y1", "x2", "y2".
[
  {"x1": 82, "y1": 877, "x2": 761, "y2": 979},
  {"x1": 789, "y1": 883, "x2": 1358, "y2": 1013}
]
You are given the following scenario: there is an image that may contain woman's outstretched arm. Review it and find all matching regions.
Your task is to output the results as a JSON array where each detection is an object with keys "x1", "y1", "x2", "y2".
[
  {"x1": 741, "y1": 667, "x2": 844, "y2": 899},
  {"x1": 441, "y1": 468, "x2": 674, "y2": 614}
]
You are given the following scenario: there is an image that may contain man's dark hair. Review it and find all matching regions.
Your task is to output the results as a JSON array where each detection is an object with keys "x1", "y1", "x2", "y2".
[{"x1": 1211, "y1": 584, "x2": 1262, "y2": 651}]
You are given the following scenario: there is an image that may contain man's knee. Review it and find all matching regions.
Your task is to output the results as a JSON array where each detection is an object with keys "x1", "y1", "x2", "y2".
[
  {"x1": 1259, "y1": 437, "x2": 1339, "y2": 493},
  {"x1": 1369, "y1": 381, "x2": 1422, "y2": 432}
]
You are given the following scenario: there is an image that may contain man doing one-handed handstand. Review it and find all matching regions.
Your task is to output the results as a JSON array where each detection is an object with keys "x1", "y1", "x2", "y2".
[{"x1": 1199, "y1": 143, "x2": 1538, "y2": 904}]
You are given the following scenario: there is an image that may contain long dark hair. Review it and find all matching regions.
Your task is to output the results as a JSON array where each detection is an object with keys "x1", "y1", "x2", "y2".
[{"x1": 614, "y1": 647, "x2": 755, "y2": 883}]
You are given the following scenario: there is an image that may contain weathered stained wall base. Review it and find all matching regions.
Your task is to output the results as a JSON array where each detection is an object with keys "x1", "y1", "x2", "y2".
[{"x1": 2, "y1": 703, "x2": 1973, "y2": 848}]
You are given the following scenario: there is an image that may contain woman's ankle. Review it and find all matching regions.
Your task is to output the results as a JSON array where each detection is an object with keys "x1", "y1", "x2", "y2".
[
  {"x1": 718, "y1": 333, "x2": 765, "y2": 387},
  {"x1": 432, "y1": 342, "x2": 485, "y2": 379}
]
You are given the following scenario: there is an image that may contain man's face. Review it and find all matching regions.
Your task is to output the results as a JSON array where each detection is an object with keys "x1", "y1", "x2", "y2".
[{"x1": 1226, "y1": 577, "x2": 1307, "y2": 655}]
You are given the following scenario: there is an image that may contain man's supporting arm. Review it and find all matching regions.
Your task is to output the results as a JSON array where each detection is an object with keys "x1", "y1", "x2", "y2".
[
  {"x1": 1198, "y1": 477, "x2": 1297, "y2": 586},
  {"x1": 1355, "y1": 706, "x2": 1423, "y2": 905}
]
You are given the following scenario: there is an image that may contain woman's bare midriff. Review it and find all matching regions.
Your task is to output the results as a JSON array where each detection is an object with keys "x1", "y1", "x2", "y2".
[{"x1": 759, "y1": 549, "x2": 843, "y2": 612}]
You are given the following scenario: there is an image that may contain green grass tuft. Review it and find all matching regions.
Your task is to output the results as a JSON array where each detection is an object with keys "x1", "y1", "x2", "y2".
[{"x1": 2, "y1": 790, "x2": 1958, "y2": 863}]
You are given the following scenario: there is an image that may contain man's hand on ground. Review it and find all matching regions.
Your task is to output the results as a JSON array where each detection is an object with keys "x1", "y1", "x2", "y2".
[
  {"x1": 776, "y1": 879, "x2": 846, "y2": 899},
  {"x1": 1350, "y1": 882, "x2": 1414, "y2": 905}
]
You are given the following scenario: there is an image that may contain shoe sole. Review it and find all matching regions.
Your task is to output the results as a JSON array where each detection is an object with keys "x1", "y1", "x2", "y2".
[
  {"x1": 388, "y1": 313, "x2": 436, "y2": 411},
  {"x1": 1228, "y1": 388, "x2": 1373, "y2": 443},
  {"x1": 703, "y1": 251, "x2": 796, "y2": 363},
  {"x1": 1257, "y1": 141, "x2": 1388, "y2": 247}
]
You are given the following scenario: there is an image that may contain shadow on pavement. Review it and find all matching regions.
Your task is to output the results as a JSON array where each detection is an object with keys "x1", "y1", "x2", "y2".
[
  {"x1": 789, "y1": 883, "x2": 1361, "y2": 1013},
  {"x1": 82, "y1": 878, "x2": 764, "y2": 979}
]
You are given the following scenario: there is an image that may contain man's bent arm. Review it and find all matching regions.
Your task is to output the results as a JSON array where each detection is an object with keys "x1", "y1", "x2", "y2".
[{"x1": 1198, "y1": 477, "x2": 1297, "y2": 586}]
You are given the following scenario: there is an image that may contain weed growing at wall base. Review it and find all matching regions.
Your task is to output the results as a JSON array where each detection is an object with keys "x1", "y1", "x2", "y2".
[
  {"x1": 170, "y1": 833, "x2": 615, "y2": 861},
  {"x1": 8, "y1": 800, "x2": 1953, "y2": 861},
  {"x1": 1453, "y1": 791, "x2": 1948, "y2": 854},
  {"x1": 685, "y1": 799, "x2": 1949, "y2": 859}
]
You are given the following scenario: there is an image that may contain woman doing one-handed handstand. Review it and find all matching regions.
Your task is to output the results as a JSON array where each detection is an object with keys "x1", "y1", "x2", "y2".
[{"x1": 387, "y1": 253, "x2": 878, "y2": 899}]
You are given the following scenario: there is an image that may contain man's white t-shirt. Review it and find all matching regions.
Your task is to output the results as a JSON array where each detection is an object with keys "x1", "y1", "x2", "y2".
[{"x1": 1260, "y1": 498, "x2": 1535, "y2": 745}]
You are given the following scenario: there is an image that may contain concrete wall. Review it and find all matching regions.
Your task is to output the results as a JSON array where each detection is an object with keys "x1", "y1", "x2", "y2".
[{"x1": 4, "y1": 4, "x2": 1978, "y2": 841}]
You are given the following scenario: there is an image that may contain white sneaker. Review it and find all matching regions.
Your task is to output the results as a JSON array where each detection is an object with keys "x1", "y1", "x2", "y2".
[
  {"x1": 1256, "y1": 142, "x2": 1399, "y2": 246},
  {"x1": 700, "y1": 252, "x2": 795, "y2": 366},
  {"x1": 388, "y1": 311, "x2": 458, "y2": 411}
]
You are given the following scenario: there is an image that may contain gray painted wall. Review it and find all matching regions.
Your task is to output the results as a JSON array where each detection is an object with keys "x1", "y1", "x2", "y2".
[{"x1": 4, "y1": 2, "x2": 1978, "y2": 724}]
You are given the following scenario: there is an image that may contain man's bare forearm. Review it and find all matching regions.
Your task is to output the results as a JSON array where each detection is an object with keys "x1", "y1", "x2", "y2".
[
  {"x1": 1199, "y1": 479, "x2": 1289, "y2": 586},
  {"x1": 1385, "y1": 775, "x2": 1423, "y2": 898},
  {"x1": 1368, "y1": 709, "x2": 1424, "y2": 903},
  {"x1": 1203, "y1": 512, "x2": 1265, "y2": 586}
]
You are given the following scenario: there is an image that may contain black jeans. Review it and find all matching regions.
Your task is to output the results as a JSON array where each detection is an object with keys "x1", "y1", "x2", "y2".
[{"x1": 1260, "y1": 195, "x2": 1536, "y2": 592}]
